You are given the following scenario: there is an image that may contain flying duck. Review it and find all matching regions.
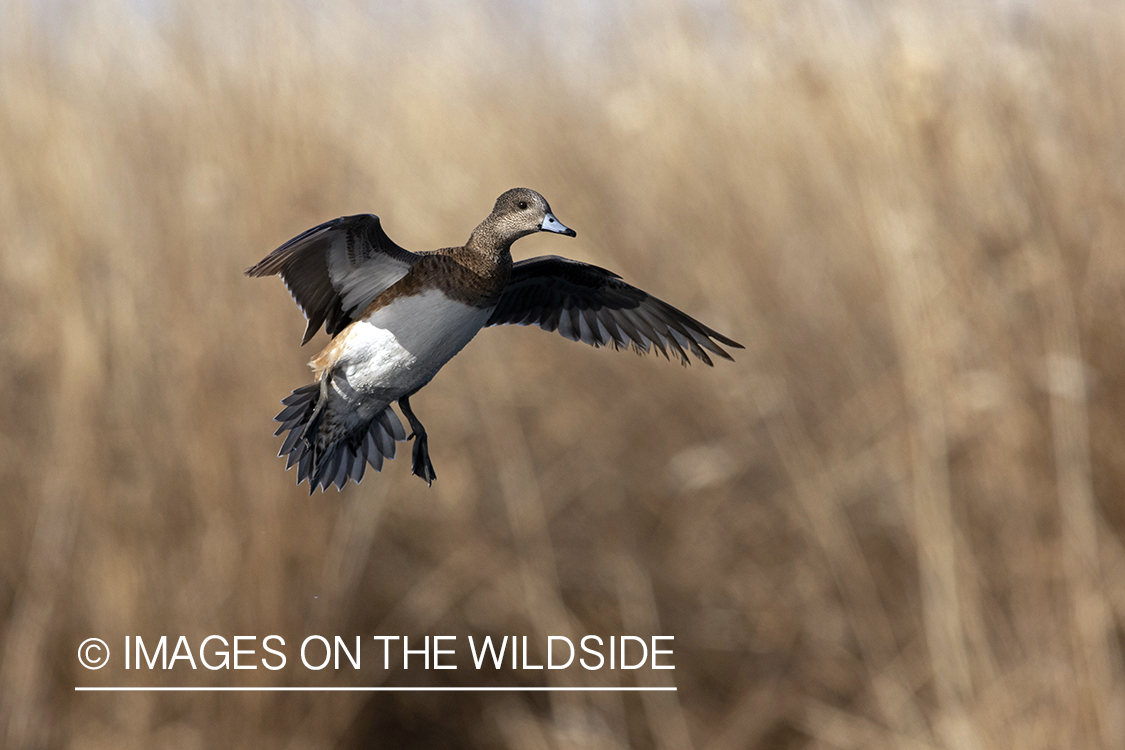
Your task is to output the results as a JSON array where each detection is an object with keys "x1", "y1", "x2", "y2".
[{"x1": 247, "y1": 188, "x2": 742, "y2": 492}]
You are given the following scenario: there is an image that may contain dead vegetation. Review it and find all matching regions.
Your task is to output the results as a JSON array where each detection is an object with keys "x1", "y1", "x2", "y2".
[{"x1": 2, "y1": 0, "x2": 1125, "y2": 747}]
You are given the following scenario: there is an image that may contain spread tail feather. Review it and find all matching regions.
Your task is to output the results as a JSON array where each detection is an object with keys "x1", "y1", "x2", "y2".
[{"x1": 274, "y1": 383, "x2": 407, "y2": 493}]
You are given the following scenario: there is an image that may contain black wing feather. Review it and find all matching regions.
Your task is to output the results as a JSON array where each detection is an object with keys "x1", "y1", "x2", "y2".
[
  {"x1": 486, "y1": 256, "x2": 743, "y2": 366},
  {"x1": 246, "y1": 214, "x2": 419, "y2": 344}
]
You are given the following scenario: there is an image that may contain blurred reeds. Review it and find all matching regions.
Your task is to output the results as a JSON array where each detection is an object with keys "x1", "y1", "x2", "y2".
[{"x1": 2, "y1": 0, "x2": 1125, "y2": 747}]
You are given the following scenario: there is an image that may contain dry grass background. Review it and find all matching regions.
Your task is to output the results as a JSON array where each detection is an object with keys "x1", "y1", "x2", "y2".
[{"x1": 2, "y1": 0, "x2": 1125, "y2": 747}]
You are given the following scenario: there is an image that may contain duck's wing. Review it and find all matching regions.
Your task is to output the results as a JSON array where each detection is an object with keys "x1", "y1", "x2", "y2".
[
  {"x1": 486, "y1": 255, "x2": 743, "y2": 366},
  {"x1": 247, "y1": 214, "x2": 420, "y2": 344}
]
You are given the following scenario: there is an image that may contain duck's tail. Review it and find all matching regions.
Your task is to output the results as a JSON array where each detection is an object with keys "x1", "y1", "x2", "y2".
[{"x1": 273, "y1": 382, "x2": 407, "y2": 493}]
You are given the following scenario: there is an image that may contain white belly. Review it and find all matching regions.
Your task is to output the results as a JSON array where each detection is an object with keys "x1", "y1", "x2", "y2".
[{"x1": 334, "y1": 288, "x2": 490, "y2": 396}]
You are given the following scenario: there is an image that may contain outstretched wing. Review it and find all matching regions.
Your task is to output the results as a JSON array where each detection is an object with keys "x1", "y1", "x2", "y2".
[
  {"x1": 246, "y1": 214, "x2": 420, "y2": 344},
  {"x1": 486, "y1": 255, "x2": 743, "y2": 365}
]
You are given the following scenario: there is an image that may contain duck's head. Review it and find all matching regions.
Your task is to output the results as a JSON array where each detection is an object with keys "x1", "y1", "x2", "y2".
[{"x1": 473, "y1": 188, "x2": 576, "y2": 249}]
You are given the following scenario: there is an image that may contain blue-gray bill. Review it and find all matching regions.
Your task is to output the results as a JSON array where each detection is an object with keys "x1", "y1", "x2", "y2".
[{"x1": 541, "y1": 212, "x2": 576, "y2": 237}]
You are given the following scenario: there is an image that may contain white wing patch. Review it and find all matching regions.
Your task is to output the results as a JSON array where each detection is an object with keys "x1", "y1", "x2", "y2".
[{"x1": 325, "y1": 235, "x2": 412, "y2": 314}]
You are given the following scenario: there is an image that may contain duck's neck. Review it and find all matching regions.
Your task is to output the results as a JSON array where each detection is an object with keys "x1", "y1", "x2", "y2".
[
  {"x1": 439, "y1": 217, "x2": 512, "y2": 286},
  {"x1": 465, "y1": 216, "x2": 516, "y2": 261}
]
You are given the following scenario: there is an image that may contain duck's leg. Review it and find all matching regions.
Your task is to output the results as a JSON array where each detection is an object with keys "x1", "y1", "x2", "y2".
[{"x1": 398, "y1": 392, "x2": 436, "y2": 485}]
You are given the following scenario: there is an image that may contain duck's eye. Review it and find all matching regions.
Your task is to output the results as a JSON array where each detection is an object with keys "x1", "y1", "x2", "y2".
[{"x1": 518, "y1": 201, "x2": 528, "y2": 210}]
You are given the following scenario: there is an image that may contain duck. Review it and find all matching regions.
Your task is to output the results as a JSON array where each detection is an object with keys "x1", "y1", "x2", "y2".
[{"x1": 247, "y1": 188, "x2": 742, "y2": 492}]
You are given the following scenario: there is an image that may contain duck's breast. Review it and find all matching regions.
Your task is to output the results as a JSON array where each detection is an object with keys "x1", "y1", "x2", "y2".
[{"x1": 326, "y1": 288, "x2": 492, "y2": 394}]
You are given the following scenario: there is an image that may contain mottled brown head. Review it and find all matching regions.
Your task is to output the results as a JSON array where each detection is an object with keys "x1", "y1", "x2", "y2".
[{"x1": 469, "y1": 188, "x2": 576, "y2": 253}]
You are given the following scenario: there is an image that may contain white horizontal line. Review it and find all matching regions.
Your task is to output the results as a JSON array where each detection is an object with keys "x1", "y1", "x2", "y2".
[{"x1": 75, "y1": 686, "x2": 676, "y2": 692}]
